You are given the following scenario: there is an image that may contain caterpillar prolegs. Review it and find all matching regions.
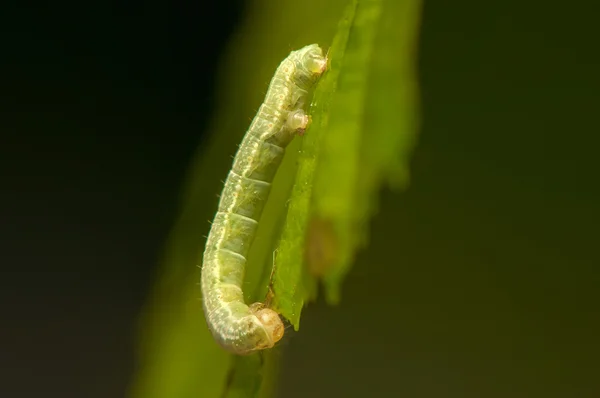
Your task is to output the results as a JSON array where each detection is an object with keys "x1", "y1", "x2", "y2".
[{"x1": 201, "y1": 44, "x2": 327, "y2": 355}]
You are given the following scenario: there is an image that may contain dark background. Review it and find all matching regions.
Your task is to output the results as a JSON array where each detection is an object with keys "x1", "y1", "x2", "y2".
[
  {"x1": 2, "y1": 1, "x2": 599, "y2": 398},
  {"x1": 1, "y1": 2, "x2": 244, "y2": 397}
]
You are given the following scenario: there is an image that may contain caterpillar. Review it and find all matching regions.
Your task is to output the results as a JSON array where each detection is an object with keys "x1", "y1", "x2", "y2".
[{"x1": 201, "y1": 44, "x2": 328, "y2": 355}]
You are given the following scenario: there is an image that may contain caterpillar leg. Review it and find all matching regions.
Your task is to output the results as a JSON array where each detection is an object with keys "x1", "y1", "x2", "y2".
[{"x1": 286, "y1": 109, "x2": 311, "y2": 136}]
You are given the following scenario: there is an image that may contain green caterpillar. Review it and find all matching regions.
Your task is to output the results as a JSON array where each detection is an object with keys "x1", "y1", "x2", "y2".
[{"x1": 201, "y1": 44, "x2": 327, "y2": 355}]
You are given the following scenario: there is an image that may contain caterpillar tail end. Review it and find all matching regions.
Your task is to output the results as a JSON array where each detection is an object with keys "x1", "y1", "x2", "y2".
[{"x1": 249, "y1": 302, "x2": 285, "y2": 347}]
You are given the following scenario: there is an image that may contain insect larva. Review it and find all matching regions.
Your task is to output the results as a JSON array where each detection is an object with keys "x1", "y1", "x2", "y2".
[{"x1": 201, "y1": 44, "x2": 327, "y2": 355}]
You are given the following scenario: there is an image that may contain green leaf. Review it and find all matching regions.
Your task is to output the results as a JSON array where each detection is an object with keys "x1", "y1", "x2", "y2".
[
  {"x1": 129, "y1": 0, "x2": 421, "y2": 397},
  {"x1": 311, "y1": 0, "x2": 423, "y2": 304},
  {"x1": 270, "y1": 0, "x2": 357, "y2": 328},
  {"x1": 273, "y1": 0, "x2": 422, "y2": 324}
]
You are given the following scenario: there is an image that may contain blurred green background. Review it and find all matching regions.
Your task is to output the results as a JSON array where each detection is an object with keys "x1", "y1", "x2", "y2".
[
  {"x1": 2, "y1": 0, "x2": 598, "y2": 397},
  {"x1": 136, "y1": 0, "x2": 599, "y2": 396}
]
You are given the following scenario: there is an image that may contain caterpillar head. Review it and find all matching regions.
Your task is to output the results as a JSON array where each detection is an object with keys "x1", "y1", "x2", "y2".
[{"x1": 294, "y1": 44, "x2": 328, "y2": 88}]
